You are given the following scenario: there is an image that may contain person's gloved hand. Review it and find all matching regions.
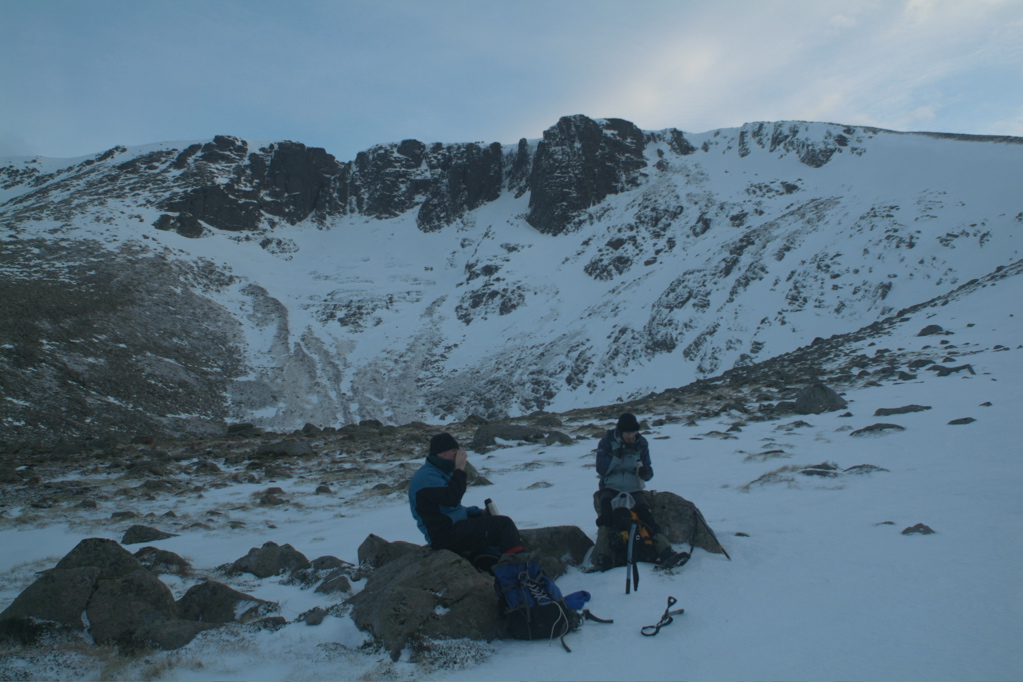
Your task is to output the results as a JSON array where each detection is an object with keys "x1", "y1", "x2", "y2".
[{"x1": 639, "y1": 465, "x2": 653, "y2": 481}]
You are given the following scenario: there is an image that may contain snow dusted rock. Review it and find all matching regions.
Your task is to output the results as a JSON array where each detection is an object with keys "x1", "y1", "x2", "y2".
[
  {"x1": 874, "y1": 404, "x2": 932, "y2": 416},
  {"x1": 310, "y1": 555, "x2": 347, "y2": 571},
  {"x1": 793, "y1": 382, "x2": 848, "y2": 415},
  {"x1": 357, "y1": 534, "x2": 420, "y2": 570},
  {"x1": 345, "y1": 547, "x2": 500, "y2": 660},
  {"x1": 133, "y1": 546, "x2": 191, "y2": 575},
  {"x1": 645, "y1": 490, "x2": 729, "y2": 554},
  {"x1": 121, "y1": 524, "x2": 178, "y2": 545},
  {"x1": 469, "y1": 423, "x2": 547, "y2": 450},
  {"x1": 228, "y1": 541, "x2": 311, "y2": 578},
  {"x1": 54, "y1": 537, "x2": 145, "y2": 578},
  {"x1": 176, "y1": 580, "x2": 275, "y2": 623},
  {"x1": 850, "y1": 423, "x2": 906, "y2": 437},
  {"x1": 314, "y1": 570, "x2": 353, "y2": 596},
  {"x1": 86, "y1": 569, "x2": 178, "y2": 644},
  {"x1": 0, "y1": 567, "x2": 100, "y2": 643},
  {"x1": 519, "y1": 525, "x2": 593, "y2": 579}
]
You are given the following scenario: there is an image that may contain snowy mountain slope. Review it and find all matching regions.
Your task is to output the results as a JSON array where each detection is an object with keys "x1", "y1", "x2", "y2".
[
  {"x1": 1, "y1": 117, "x2": 1021, "y2": 446},
  {"x1": 0, "y1": 242, "x2": 1020, "y2": 681}
]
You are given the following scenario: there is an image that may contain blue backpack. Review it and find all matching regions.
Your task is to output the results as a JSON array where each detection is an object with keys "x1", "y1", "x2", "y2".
[{"x1": 492, "y1": 561, "x2": 587, "y2": 651}]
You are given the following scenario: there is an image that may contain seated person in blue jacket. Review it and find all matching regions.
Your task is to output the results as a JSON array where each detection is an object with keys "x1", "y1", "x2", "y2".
[{"x1": 408, "y1": 432, "x2": 524, "y2": 568}]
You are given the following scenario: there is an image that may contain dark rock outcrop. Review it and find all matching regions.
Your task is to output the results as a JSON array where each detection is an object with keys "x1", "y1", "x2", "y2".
[{"x1": 526, "y1": 116, "x2": 647, "y2": 235}]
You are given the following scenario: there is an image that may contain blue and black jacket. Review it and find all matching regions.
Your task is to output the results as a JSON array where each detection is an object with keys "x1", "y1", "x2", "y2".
[{"x1": 408, "y1": 454, "x2": 482, "y2": 544}]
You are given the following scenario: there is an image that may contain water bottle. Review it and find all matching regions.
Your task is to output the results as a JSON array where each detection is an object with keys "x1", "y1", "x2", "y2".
[{"x1": 485, "y1": 498, "x2": 499, "y2": 516}]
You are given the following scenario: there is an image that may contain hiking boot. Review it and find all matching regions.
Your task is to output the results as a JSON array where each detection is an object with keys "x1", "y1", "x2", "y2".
[{"x1": 656, "y1": 550, "x2": 691, "y2": 569}]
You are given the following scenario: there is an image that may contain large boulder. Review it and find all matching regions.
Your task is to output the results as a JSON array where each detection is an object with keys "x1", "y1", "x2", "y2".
[
  {"x1": 592, "y1": 490, "x2": 728, "y2": 555},
  {"x1": 54, "y1": 537, "x2": 145, "y2": 578},
  {"x1": 0, "y1": 538, "x2": 203, "y2": 648},
  {"x1": 346, "y1": 547, "x2": 501, "y2": 660},
  {"x1": 357, "y1": 534, "x2": 420, "y2": 570},
  {"x1": 520, "y1": 526, "x2": 594, "y2": 578},
  {"x1": 0, "y1": 567, "x2": 101, "y2": 643},
  {"x1": 86, "y1": 569, "x2": 178, "y2": 644},
  {"x1": 646, "y1": 490, "x2": 728, "y2": 554}
]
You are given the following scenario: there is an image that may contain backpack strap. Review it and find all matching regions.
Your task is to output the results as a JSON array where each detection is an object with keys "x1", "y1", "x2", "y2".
[{"x1": 582, "y1": 609, "x2": 614, "y2": 624}]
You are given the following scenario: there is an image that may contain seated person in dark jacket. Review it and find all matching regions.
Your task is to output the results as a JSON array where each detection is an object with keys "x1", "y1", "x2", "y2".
[
  {"x1": 592, "y1": 413, "x2": 678, "y2": 569},
  {"x1": 408, "y1": 432, "x2": 523, "y2": 569}
]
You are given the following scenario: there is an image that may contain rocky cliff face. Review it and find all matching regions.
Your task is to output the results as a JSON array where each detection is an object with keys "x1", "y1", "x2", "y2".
[{"x1": 1, "y1": 116, "x2": 1020, "y2": 447}]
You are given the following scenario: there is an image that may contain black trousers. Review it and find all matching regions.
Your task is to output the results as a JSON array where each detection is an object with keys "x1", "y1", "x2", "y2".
[
  {"x1": 430, "y1": 515, "x2": 522, "y2": 556},
  {"x1": 596, "y1": 489, "x2": 661, "y2": 535}
]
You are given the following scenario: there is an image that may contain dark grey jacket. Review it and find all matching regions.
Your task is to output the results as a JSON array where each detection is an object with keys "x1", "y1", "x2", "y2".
[{"x1": 595, "y1": 429, "x2": 652, "y2": 493}]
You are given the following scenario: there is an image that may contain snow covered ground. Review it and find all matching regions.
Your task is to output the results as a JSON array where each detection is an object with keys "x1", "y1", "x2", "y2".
[{"x1": 1, "y1": 242, "x2": 1021, "y2": 681}]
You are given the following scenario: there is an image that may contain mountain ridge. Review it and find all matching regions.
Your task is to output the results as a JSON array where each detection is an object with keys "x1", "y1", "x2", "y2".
[{"x1": 1, "y1": 115, "x2": 1020, "y2": 447}]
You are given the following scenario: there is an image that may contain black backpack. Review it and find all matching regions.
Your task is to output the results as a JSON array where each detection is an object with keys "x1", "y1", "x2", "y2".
[
  {"x1": 608, "y1": 507, "x2": 661, "y2": 567},
  {"x1": 493, "y1": 560, "x2": 581, "y2": 651}
]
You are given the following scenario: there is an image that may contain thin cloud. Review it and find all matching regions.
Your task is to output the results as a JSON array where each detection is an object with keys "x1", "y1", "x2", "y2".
[{"x1": 1, "y1": 0, "x2": 1020, "y2": 158}]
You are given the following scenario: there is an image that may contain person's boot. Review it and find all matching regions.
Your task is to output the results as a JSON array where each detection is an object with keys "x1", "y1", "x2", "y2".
[
  {"x1": 592, "y1": 526, "x2": 614, "y2": 572},
  {"x1": 652, "y1": 533, "x2": 690, "y2": 568}
]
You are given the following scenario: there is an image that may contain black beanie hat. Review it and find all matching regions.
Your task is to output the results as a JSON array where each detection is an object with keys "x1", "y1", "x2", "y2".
[
  {"x1": 617, "y1": 413, "x2": 640, "y2": 432},
  {"x1": 429, "y1": 432, "x2": 459, "y2": 456}
]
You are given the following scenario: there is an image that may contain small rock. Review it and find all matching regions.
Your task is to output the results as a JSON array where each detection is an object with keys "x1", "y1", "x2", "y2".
[
  {"x1": 850, "y1": 423, "x2": 905, "y2": 437},
  {"x1": 874, "y1": 405, "x2": 931, "y2": 417},
  {"x1": 315, "y1": 570, "x2": 353, "y2": 595},
  {"x1": 300, "y1": 606, "x2": 327, "y2": 626},
  {"x1": 948, "y1": 417, "x2": 976, "y2": 425},
  {"x1": 902, "y1": 523, "x2": 935, "y2": 535},
  {"x1": 310, "y1": 556, "x2": 347, "y2": 571},
  {"x1": 122, "y1": 525, "x2": 178, "y2": 545}
]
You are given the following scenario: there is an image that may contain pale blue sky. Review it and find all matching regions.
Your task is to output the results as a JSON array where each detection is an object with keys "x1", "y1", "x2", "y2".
[{"x1": 2, "y1": 0, "x2": 1021, "y2": 159}]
